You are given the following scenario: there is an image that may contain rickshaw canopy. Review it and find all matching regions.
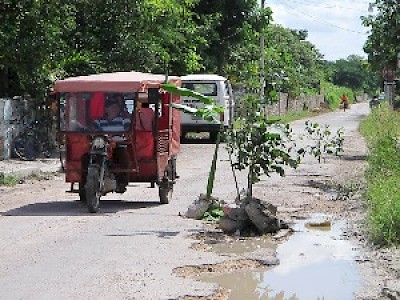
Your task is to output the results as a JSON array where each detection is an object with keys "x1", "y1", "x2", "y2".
[{"x1": 54, "y1": 71, "x2": 180, "y2": 93}]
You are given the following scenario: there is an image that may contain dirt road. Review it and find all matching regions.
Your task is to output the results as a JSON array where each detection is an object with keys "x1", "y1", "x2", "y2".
[{"x1": 0, "y1": 102, "x2": 398, "y2": 299}]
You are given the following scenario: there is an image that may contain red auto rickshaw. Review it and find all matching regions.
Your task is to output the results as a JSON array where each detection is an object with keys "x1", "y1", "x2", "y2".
[{"x1": 53, "y1": 71, "x2": 181, "y2": 212}]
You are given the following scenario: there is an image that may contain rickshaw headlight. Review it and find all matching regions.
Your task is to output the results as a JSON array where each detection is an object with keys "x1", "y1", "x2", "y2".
[{"x1": 92, "y1": 136, "x2": 106, "y2": 149}]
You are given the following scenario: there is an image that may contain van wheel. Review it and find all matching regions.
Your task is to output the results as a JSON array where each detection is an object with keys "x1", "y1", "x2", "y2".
[
  {"x1": 210, "y1": 132, "x2": 218, "y2": 142},
  {"x1": 180, "y1": 131, "x2": 187, "y2": 142}
]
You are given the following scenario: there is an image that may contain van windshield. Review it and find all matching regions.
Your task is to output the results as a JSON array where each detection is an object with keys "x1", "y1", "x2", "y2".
[{"x1": 182, "y1": 82, "x2": 217, "y2": 96}]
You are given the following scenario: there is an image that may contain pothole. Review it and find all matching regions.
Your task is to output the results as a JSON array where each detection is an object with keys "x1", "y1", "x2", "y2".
[
  {"x1": 304, "y1": 179, "x2": 362, "y2": 201},
  {"x1": 174, "y1": 259, "x2": 273, "y2": 278},
  {"x1": 180, "y1": 214, "x2": 361, "y2": 300}
]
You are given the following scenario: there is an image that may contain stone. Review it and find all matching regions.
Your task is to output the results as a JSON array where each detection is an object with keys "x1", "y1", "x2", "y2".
[
  {"x1": 185, "y1": 198, "x2": 210, "y2": 220},
  {"x1": 219, "y1": 216, "x2": 249, "y2": 234},
  {"x1": 225, "y1": 206, "x2": 249, "y2": 221},
  {"x1": 245, "y1": 200, "x2": 281, "y2": 234}
]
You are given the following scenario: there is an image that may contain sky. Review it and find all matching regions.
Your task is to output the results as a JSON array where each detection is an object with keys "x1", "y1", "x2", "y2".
[{"x1": 264, "y1": 0, "x2": 373, "y2": 61}]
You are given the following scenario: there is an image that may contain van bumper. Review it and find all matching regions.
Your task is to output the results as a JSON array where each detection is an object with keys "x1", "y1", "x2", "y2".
[{"x1": 181, "y1": 124, "x2": 222, "y2": 134}]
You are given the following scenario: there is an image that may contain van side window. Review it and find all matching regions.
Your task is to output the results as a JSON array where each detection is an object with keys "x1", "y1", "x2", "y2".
[{"x1": 182, "y1": 83, "x2": 217, "y2": 97}]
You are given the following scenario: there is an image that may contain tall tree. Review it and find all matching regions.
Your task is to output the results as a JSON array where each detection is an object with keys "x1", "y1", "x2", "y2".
[
  {"x1": 330, "y1": 55, "x2": 380, "y2": 94},
  {"x1": 53, "y1": 0, "x2": 203, "y2": 75},
  {"x1": 362, "y1": 0, "x2": 400, "y2": 72},
  {"x1": 227, "y1": 24, "x2": 324, "y2": 99},
  {"x1": 193, "y1": 0, "x2": 259, "y2": 74},
  {"x1": 0, "y1": 1, "x2": 64, "y2": 98}
]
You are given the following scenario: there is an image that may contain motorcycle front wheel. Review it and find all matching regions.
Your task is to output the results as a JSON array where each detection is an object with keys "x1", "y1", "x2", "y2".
[{"x1": 85, "y1": 166, "x2": 101, "y2": 213}]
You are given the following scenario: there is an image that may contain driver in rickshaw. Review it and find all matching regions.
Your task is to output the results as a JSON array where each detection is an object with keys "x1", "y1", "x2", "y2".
[{"x1": 94, "y1": 95, "x2": 131, "y2": 131}]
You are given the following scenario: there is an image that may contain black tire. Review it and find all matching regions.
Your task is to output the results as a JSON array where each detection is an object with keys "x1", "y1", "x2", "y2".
[
  {"x1": 12, "y1": 134, "x2": 37, "y2": 160},
  {"x1": 159, "y1": 161, "x2": 174, "y2": 204},
  {"x1": 12, "y1": 136, "x2": 26, "y2": 160},
  {"x1": 159, "y1": 182, "x2": 172, "y2": 204},
  {"x1": 85, "y1": 166, "x2": 101, "y2": 213},
  {"x1": 24, "y1": 135, "x2": 37, "y2": 160},
  {"x1": 209, "y1": 131, "x2": 218, "y2": 142},
  {"x1": 78, "y1": 182, "x2": 86, "y2": 202}
]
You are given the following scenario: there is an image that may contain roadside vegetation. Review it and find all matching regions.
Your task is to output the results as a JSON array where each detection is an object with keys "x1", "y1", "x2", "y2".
[
  {"x1": 0, "y1": 172, "x2": 19, "y2": 186},
  {"x1": 273, "y1": 110, "x2": 322, "y2": 124},
  {"x1": 320, "y1": 81, "x2": 354, "y2": 108},
  {"x1": 1, "y1": 1, "x2": 379, "y2": 104},
  {"x1": 360, "y1": 103, "x2": 400, "y2": 245}
]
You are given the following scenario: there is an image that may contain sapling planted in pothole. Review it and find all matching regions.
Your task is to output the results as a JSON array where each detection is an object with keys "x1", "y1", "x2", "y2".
[{"x1": 162, "y1": 83, "x2": 345, "y2": 234}]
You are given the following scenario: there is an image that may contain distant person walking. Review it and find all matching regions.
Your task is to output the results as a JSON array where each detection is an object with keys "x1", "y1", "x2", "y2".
[{"x1": 340, "y1": 94, "x2": 349, "y2": 111}]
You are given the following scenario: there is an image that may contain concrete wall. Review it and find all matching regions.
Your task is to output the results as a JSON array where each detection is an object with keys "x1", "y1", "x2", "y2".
[
  {"x1": 232, "y1": 88, "x2": 325, "y2": 117},
  {"x1": 0, "y1": 98, "x2": 28, "y2": 159}
]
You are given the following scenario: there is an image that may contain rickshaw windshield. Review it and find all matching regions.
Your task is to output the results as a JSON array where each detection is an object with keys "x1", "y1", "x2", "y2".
[{"x1": 59, "y1": 92, "x2": 135, "y2": 132}]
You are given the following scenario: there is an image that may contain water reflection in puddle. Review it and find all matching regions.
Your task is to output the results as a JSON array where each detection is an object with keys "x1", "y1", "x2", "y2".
[
  {"x1": 200, "y1": 215, "x2": 360, "y2": 300},
  {"x1": 210, "y1": 237, "x2": 276, "y2": 254}
]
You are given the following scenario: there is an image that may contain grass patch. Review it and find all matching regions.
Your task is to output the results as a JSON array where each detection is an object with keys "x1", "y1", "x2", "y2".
[
  {"x1": 360, "y1": 103, "x2": 400, "y2": 246},
  {"x1": 274, "y1": 110, "x2": 321, "y2": 123},
  {"x1": 320, "y1": 81, "x2": 354, "y2": 109},
  {"x1": 0, "y1": 172, "x2": 20, "y2": 187}
]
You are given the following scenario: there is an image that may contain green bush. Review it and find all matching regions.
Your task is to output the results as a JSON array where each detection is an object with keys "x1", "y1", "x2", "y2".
[
  {"x1": 0, "y1": 172, "x2": 19, "y2": 186},
  {"x1": 320, "y1": 81, "x2": 354, "y2": 109},
  {"x1": 360, "y1": 103, "x2": 400, "y2": 245},
  {"x1": 366, "y1": 176, "x2": 400, "y2": 245}
]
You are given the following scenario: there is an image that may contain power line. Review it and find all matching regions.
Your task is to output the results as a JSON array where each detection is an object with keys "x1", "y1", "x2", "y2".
[
  {"x1": 274, "y1": 0, "x2": 371, "y2": 12},
  {"x1": 270, "y1": 1, "x2": 368, "y2": 35}
]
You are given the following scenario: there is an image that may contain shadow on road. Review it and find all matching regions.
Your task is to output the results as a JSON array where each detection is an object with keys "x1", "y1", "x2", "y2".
[
  {"x1": 340, "y1": 154, "x2": 367, "y2": 161},
  {"x1": 181, "y1": 137, "x2": 216, "y2": 144},
  {"x1": 1, "y1": 199, "x2": 161, "y2": 216},
  {"x1": 105, "y1": 230, "x2": 180, "y2": 239}
]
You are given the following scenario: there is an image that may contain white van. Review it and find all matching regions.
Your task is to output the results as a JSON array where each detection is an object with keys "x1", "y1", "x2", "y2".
[{"x1": 180, "y1": 74, "x2": 234, "y2": 141}]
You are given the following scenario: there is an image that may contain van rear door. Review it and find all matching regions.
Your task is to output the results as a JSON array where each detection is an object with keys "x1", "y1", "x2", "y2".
[{"x1": 180, "y1": 74, "x2": 234, "y2": 140}]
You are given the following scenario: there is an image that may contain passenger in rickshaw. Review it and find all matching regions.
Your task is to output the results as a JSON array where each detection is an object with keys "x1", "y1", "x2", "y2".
[
  {"x1": 135, "y1": 102, "x2": 154, "y2": 132},
  {"x1": 135, "y1": 101, "x2": 155, "y2": 160},
  {"x1": 94, "y1": 96, "x2": 131, "y2": 131}
]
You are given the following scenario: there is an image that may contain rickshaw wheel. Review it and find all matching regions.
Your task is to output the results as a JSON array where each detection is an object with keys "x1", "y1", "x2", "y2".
[
  {"x1": 159, "y1": 160, "x2": 175, "y2": 204},
  {"x1": 78, "y1": 182, "x2": 86, "y2": 202},
  {"x1": 159, "y1": 183, "x2": 172, "y2": 204},
  {"x1": 85, "y1": 166, "x2": 101, "y2": 213}
]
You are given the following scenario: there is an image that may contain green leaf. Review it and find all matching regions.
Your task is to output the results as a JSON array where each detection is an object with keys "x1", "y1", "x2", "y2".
[
  {"x1": 170, "y1": 103, "x2": 198, "y2": 114},
  {"x1": 211, "y1": 208, "x2": 225, "y2": 217},
  {"x1": 161, "y1": 83, "x2": 215, "y2": 104}
]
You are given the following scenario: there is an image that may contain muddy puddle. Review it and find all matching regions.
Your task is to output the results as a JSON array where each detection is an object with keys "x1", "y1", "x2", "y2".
[
  {"x1": 210, "y1": 237, "x2": 276, "y2": 255},
  {"x1": 199, "y1": 214, "x2": 360, "y2": 299}
]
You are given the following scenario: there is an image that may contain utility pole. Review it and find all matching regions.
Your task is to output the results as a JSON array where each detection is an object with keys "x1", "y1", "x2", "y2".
[{"x1": 260, "y1": 0, "x2": 265, "y2": 102}]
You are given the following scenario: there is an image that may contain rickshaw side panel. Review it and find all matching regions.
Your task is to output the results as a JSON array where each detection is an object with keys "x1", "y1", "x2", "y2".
[
  {"x1": 136, "y1": 131, "x2": 154, "y2": 160},
  {"x1": 156, "y1": 93, "x2": 180, "y2": 180},
  {"x1": 130, "y1": 161, "x2": 157, "y2": 182},
  {"x1": 65, "y1": 134, "x2": 90, "y2": 182},
  {"x1": 170, "y1": 94, "x2": 181, "y2": 156}
]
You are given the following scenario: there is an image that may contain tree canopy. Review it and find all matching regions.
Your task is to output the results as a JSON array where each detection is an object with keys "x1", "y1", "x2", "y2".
[
  {"x1": 0, "y1": 0, "x2": 380, "y2": 101},
  {"x1": 329, "y1": 55, "x2": 380, "y2": 94},
  {"x1": 362, "y1": 0, "x2": 400, "y2": 72}
]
